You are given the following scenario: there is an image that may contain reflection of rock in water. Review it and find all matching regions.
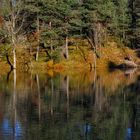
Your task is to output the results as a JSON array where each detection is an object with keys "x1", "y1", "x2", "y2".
[{"x1": 124, "y1": 68, "x2": 137, "y2": 77}]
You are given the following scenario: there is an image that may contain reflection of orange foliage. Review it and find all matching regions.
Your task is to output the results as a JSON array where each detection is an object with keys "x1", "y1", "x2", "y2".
[
  {"x1": 61, "y1": 68, "x2": 138, "y2": 97},
  {"x1": 97, "y1": 68, "x2": 138, "y2": 95},
  {"x1": 60, "y1": 69, "x2": 96, "y2": 94},
  {"x1": 54, "y1": 64, "x2": 64, "y2": 71},
  {"x1": 47, "y1": 70, "x2": 54, "y2": 77}
]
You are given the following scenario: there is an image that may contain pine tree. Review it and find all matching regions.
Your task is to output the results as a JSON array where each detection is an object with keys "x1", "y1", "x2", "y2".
[
  {"x1": 130, "y1": 0, "x2": 140, "y2": 48},
  {"x1": 24, "y1": 0, "x2": 43, "y2": 61},
  {"x1": 40, "y1": 0, "x2": 84, "y2": 59}
]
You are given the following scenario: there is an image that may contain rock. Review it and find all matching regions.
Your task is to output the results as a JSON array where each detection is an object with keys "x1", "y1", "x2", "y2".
[
  {"x1": 118, "y1": 60, "x2": 137, "y2": 68},
  {"x1": 108, "y1": 60, "x2": 137, "y2": 70}
]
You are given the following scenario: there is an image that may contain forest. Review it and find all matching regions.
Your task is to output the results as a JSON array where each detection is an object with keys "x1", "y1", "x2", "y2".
[
  {"x1": 0, "y1": 0, "x2": 140, "y2": 71},
  {"x1": 0, "y1": 1, "x2": 140, "y2": 139}
]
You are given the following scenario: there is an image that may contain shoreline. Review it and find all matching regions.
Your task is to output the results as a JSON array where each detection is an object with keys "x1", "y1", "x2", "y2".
[{"x1": 0, "y1": 41, "x2": 139, "y2": 74}]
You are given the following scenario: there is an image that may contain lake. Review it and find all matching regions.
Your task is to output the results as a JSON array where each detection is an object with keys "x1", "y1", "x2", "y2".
[{"x1": 0, "y1": 68, "x2": 139, "y2": 140}]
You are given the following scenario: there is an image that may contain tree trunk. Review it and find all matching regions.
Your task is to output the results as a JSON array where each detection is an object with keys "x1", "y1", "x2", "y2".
[
  {"x1": 11, "y1": 36, "x2": 16, "y2": 69},
  {"x1": 94, "y1": 53, "x2": 96, "y2": 68},
  {"x1": 12, "y1": 35, "x2": 16, "y2": 69},
  {"x1": 13, "y1": 47, "x2": 16, "y2": 69},
  {"x1": 11, "y1": 11, "x2": 16, "y2": 69},
  {"x1": 65, "y1": 36, "x2": 69, "y2": 59},
  {"x1": 36, "y1": 14, "x2": 40, "y2": 61}
]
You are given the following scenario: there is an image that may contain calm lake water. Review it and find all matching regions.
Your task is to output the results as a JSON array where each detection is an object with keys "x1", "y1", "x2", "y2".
[{"x1": 0, "y1": 69, "x2": 139, "y2": 140}]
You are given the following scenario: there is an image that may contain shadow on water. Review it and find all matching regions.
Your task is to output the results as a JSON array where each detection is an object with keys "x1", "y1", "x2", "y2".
[{"x1": 0, "y1": 68, "x2": 140, "y2": 139}]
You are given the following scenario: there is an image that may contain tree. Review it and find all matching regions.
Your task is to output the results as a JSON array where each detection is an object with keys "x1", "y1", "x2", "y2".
[
  {"x1": 40, "y1": 0, "x2": 84, "y2": 60},
  {"x1": 129, "y1": 0, "x2": 140, "y2": 48},
  {"x1": 1, "y1": 0, "x2": 25, "y2": 69},
  {"x1": 53, "y1": 1, "x2": 72, "y2": 59},
  {"x1": 39, "y1": 0, "x2": 60, "y2": 58},
  {"x1": 24, "y1": 0, "x2": 43, "y2": 61}
]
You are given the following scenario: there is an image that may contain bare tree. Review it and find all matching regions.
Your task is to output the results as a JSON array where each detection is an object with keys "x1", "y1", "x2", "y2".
[{"x1": 1, "y1": 0, "x2": 25, "y2": 69}]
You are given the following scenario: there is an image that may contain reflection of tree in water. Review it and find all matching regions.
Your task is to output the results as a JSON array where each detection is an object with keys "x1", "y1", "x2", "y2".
[
  {"x1": 0, "y1": 70, "x2": 139, "y2": 139},
  {"x1": 0, "y1": 69, "x2": 25, "y2": 140},
  {"x1": 123, "y1": 75, "x2": 140, "y2": 140}
]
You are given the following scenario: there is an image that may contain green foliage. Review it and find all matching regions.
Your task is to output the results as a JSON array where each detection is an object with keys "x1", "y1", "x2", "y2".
[
  {"x1": 1, "y1": 0, "x2": 134, "y2": 45},
  {"x1": 0, "y1": 0, "x2": 140, "y2": 63},
  {"x1": 129, "y1": 0, "x2": 140, "y2": 48},
  {"x1": 51, "y1": 50, "x2": 62, "y2": 63}
]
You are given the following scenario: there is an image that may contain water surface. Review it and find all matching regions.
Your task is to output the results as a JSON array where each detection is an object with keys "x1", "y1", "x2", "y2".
[{"x1": 0, "y1": 69, "x2": 139, "y2": 140}]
